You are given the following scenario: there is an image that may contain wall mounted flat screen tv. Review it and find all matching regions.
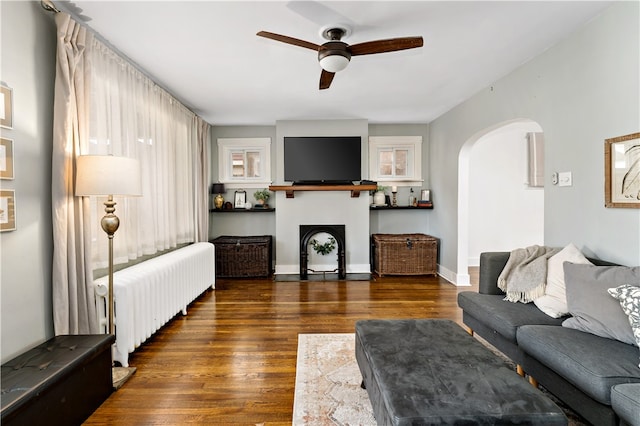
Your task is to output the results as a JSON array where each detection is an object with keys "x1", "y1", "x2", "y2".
[{"x1": 284, "y1": 136, "x2": 361, "y2": 184}]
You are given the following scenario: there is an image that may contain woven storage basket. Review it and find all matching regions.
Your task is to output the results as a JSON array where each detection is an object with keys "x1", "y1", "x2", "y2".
[
  {"x1": 372, "y1": 233, "x2": 437, "y2": 276},
  {"x1": 211, "y1": 235, "x2": 272, "y2": 278}
]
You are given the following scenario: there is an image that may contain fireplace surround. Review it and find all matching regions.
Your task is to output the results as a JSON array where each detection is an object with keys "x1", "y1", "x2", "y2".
[{"x1": 299, "y1": 224, "x2": 346, "y2": 280}]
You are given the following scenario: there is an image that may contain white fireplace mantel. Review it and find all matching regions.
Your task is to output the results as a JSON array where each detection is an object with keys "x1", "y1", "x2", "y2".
[{"x1": 269, "y1": 184, "x2": 377, "y2": 199}]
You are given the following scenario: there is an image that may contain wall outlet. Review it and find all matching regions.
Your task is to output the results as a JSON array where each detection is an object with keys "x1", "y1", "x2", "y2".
[{"x1": 558, "y1": 171, "x2": 572, "y2": 187}]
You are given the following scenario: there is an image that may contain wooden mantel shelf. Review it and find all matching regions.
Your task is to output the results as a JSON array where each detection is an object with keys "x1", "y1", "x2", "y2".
[{"x1": 269, "y1": 184, "x2": 377, "y2": 199}]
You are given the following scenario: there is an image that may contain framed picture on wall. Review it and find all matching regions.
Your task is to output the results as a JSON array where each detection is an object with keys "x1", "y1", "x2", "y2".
[
  {"x1": 0, "y1": 84, "x2": 13, "y2": 129},
  {"x1": 0, "y1": 189, "x2": 16, "y2": 232},
  {"x1": 605, "y1": 132, "x2": 640, "y2": 208},
  {"x1": 234, "y1": 189, "x2": 246, "y2": 209},
  {"x1": 0, "y1": 137, "x2": 14, "y2": 179}
]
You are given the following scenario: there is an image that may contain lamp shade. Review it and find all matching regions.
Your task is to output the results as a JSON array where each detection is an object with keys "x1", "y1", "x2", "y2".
[
  {"x1": 211, "y1": 183, "x2": 225, "y2": 194},
  {"x1": 75, "y1": 155, "x2": 142, "y2": 197}
]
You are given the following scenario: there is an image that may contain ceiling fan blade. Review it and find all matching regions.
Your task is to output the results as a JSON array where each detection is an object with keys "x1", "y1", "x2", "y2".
[
  {"x1": 256, "y1": 31, "x2": 321, "y2": 51},
  {"x1": 319, "y1": 70, "x2": 335, "y2": 90},
  {"x1": 350, "y1": 37, "x2": 423, "y2": 56}
]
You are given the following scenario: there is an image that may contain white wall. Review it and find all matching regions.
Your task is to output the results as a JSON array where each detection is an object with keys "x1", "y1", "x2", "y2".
[
  {"x1": 468, "y1": 123, "x2": 544, "y2": 265},
  {"x1": 1, "y1": 1, "x2": 56, "y2": 362},
  {"x1": 429, "y1": 2, "x2": 640, "y2": 284}
]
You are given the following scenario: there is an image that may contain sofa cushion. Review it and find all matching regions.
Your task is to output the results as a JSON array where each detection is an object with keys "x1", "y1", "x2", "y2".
[
  {"x1": 534, "y1": 243, "x2": 592, "y2": 318},
  {"x1": 562, "y1": 263, "x2": 640, "y2": 345},
  {"x1": 457, "y1": 292, "x2": 564, "y2": 342},
  {"x1": 518, "y1": 325, "x2": 640, "y2": 405},
  {"x1": 611, "y1": 383, "x2": 640, "y2": 426},
  {"x1": 608, "y1": 285, "x2": 640, "y2": 367}
]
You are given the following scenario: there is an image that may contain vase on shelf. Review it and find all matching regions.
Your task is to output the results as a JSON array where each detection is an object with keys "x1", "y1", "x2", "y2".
[{"x1": 373, "y1": 191, "x2": 386, "y2": 206}]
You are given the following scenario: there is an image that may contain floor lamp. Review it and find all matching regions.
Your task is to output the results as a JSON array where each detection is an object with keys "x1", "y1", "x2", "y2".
[{"x1": 75, "y1": 155, "x2": 142, "y2": 388}]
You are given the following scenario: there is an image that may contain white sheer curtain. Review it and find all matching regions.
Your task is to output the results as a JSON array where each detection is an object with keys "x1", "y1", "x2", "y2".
[
  {"x1": 51, "y1": 13, "x2": 210, "y2": 334},
  {"x1": 87, "y1": 38, "x2": 204, "y2": 269}
]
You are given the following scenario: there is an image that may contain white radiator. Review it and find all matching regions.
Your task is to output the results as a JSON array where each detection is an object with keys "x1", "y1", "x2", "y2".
[{"x1": 94, "y1": 242, "x2": 215, "y2": 367}]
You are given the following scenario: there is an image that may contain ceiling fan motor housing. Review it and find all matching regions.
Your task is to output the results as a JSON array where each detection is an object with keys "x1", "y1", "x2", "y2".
[{"x1": 318, "y1": 41, "x2": 351, "y2": 72}]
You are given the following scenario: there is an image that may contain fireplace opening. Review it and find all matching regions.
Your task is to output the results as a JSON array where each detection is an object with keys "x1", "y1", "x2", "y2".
[{"x1": 299, "y1": 225, "x2": 346, "y2": 280}]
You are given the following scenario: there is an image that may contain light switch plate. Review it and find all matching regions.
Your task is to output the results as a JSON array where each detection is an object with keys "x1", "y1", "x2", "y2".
[{"x1": 558, "y1": 171, "x2": 572, "y2": 187}]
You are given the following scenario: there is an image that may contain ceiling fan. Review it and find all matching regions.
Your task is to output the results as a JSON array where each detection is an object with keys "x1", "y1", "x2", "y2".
[{"x1": 257, "y1": 26, "x2": 423, "y2": 90}]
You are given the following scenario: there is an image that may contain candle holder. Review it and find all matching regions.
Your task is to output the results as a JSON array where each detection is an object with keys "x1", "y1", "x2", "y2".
[{"x1": 392, "y1": 191, "x2": 398, "y2": 207}]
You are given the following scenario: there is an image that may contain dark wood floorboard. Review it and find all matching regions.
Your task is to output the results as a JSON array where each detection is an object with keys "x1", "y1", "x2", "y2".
[{"x1": 84, "y1": 274, "x2": 477, "y2": 425}]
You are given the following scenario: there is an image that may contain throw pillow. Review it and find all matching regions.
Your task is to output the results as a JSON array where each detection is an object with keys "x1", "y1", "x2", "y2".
[
  {"x1": 562, "y1": 263, "x2": 640, "y2": 346},
  {"x1": 534, "y1": 243, "x2": 592, "y2": 318},
  {"x1": 607, "y1": 285, "x2": 640, "y2": 366}
]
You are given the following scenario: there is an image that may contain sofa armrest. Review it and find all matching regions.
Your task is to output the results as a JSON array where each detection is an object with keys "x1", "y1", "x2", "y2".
[{"x1": 479, "y1": 252, "x2": 510, "y2": 295}]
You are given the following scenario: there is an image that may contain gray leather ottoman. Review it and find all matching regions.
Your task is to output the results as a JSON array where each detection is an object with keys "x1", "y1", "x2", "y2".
[{"x1": 355, "y1": 319, "x2": 567, "y2": 425}]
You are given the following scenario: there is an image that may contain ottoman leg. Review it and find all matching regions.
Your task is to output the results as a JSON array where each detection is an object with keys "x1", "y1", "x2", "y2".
[{"x1": 361, "y1": 380, "x2": 366, "y2": 389}]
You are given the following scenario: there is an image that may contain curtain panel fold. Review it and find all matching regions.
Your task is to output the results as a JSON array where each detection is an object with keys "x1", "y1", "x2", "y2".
[
  {"x1": 51, "y1": 13, "x2": 98, "y2": 335},
  {"x1": 194, "y1": 116, "x2": 210, "y2": 242}
]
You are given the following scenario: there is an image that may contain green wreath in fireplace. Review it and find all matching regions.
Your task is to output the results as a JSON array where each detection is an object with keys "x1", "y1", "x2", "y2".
[{"x1": 309, "y1": 237, "x2": 336, "y2": 255}]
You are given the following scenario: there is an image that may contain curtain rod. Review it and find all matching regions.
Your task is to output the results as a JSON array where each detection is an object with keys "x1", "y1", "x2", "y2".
[
  {"x1": 41, "y1": 0, "x2": 60, "y2": 13},
  {"x1": 38, "y1": 0, "x2": 206, "y2": 124}
]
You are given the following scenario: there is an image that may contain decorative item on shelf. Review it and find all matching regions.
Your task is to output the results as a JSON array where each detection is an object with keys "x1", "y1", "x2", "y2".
[
  {"x1": 373, "y1": 186, "x2": 387, "y2": 206},
  {"x1": 417, "y1": 187, "x2": 433, "y2": 208},
  {"x1": 234, "y1": 189, "x2": 247, "y2": 209},
  {"x1": 409, "y1": 187, "x2": 416, "y2": 207},
  {"x1": 253, "y1": 188, "x2": 271, "y2": 208},
  {"x1": 391, "y1": 185, "x2": 398, "y2": 207},
  {"x1": 310, "y1": 236, "x2": 336, "y2": 255},
  {"x1": 211, "y1": 183, "x2": 225, "y2": 210}
]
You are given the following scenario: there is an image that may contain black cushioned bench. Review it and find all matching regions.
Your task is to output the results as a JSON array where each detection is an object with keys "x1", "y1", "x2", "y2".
[
  {"x1": 355, "y1": 319, "x2": 567, "y2": 425},
  {"x1": 1, "y1": 334, "x2": 114, "y2": 426}
]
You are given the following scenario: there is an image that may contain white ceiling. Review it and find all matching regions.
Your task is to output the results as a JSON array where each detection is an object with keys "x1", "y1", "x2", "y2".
[{"x1": 55, "y1": 1, "x2": 612, "y2": 126}]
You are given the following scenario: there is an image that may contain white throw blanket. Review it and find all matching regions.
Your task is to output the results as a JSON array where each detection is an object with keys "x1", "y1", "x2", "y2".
[{"x1": 498, "y1": 245, "x2": 560, "y2": 303}]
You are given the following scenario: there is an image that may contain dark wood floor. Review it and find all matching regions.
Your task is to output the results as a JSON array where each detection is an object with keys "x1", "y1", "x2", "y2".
[{"x1": 84, "y1": 273, "x2": 478, "y2": 425}]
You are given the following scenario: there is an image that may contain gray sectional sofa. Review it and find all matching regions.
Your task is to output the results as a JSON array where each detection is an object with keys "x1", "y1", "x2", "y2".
[{"x1": 458, "y1": 251, "x2": 640, "y2": 426}]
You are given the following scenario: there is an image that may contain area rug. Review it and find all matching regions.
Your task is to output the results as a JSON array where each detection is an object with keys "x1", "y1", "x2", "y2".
[
  {"x1": 293, "y1": 334, "x2": 375, "y2": 425},
  {"x1": 292, "y1": 333, "x2": 587, "y2": 426}
]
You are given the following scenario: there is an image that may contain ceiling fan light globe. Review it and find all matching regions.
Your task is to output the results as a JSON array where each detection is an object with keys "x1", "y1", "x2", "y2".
[{"x1": 319, "y1": 55, "x2": 350, "y2": 73}]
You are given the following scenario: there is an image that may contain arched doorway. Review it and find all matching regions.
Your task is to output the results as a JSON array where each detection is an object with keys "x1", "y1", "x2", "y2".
[{"x1": 457, "y1": 119, "x2": 544, "y2": 285}]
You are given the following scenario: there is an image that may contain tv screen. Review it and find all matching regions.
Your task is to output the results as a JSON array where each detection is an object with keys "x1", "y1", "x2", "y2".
[{"x1": 284, "y1": 136, "x2": 362, "y2": 184}]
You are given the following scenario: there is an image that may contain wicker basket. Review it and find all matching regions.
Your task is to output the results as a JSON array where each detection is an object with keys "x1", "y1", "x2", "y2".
[
  {"x1": 372, "y1": 233, "x2": 437, "y2": 276},
  {"x1": 211, "y1": 235, "x2": 272, "y2": 278}
]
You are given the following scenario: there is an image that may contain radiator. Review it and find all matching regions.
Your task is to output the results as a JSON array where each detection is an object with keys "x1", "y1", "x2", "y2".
[{"x1": 94, "y1": 242, "x2": 215, "y2": 367}]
